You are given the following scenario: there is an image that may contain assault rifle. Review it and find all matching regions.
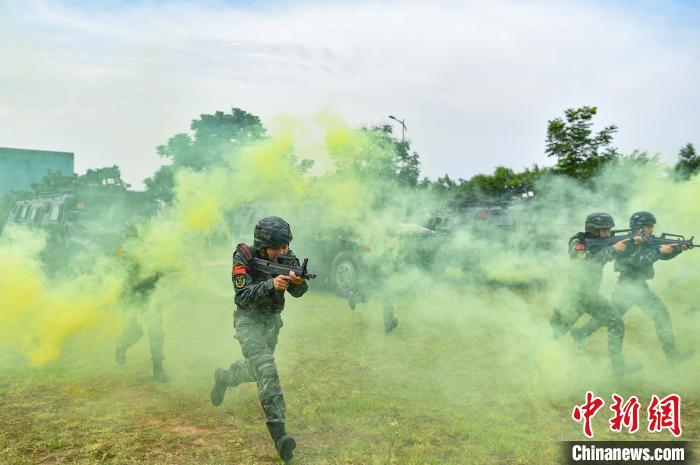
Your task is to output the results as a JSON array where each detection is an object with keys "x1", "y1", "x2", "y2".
[
  {"x1": 254, "y1": 254, "x2": 317, "y2": 280},
  {"x1": 582, "y1": 230, "x2": 695, "y2": 250},
  {"x1": 645, "y1": 233, "x2": 695, "y2": 249},
  {"x1": 580, "y1": 229, "x2": 632, "y2": 248}
]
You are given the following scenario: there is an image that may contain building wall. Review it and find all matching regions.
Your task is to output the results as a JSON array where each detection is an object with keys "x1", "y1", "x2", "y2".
[{"x1": 0, "y1": 147, "x2": 75, "y2": 194}]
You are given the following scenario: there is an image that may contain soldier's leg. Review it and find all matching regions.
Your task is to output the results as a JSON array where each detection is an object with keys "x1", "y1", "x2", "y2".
[
  {"x1": 550, "y1": 299, "x2": 585, "y2": 339},
  {"x1": 212, "y1": 315, "x2": 285, "y2": 412},
  {"x1": 637, "y1": 285, "x2": 694, "y2": 363},
  {"x1": 250, "y1": 316, "x2": 295, "y2": 461},
  {"x1": 576, "y1": 281, "x2": 633, "y2": 342},
  {"x1": 383, "y1": 297, "x2": 398, "y2": 333},
  {"x1": 115, "y1": 313, "x2": 143, "y2": 365},
  {"x1": 228, "y1": 314, "x2": 281, "y2": 387},
  {"x1": 572, "y1": 312, "x2": 607, "y2": 342},
  {"x1": 586, "y1": 295, "x2": 639, "y2": 375},
  {"x1": 228, "y1": 359, "x2": 256, "y2": 384},
  {"x1": 146, "y1": 307, "x2": 169, "y2": 383},
  {"x1": 210, "y1": 323, "x2": 256, "y2": 407}
]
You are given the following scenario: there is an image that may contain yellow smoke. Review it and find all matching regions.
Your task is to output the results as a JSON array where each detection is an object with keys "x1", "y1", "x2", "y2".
[{"x1": 0, "y1": 225, "x2": 121, "y2": 365}]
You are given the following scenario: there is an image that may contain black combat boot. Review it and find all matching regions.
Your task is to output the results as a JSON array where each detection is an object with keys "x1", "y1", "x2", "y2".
[
  {"x1": 152, "y1": 358, "x2": 170, "y2": 383},
  {"x1": 210, "y1": 368, "x2": 237, "y2": 406},
  {"x1": 115, "y1": 347, "x2": 126, "y2": 365},
  {"x1": 667, "y1": 349, "x2": 694, "y2": 365},
  {"x1": 384, "y1": 317, "x2": 399, "y2": 333},
  {"x1": 347, "y1": 289, "x2": 367, "y2": 310},
  {"x1": 266, "y1": 421, "x2": 296, "y2": 463},
  {"x1": 612, "y1": 361, "x2": 642, "y2": 377}
]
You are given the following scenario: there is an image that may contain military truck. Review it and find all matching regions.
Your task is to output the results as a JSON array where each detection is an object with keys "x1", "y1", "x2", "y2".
[
  {"x1": 426, "y1": 202, "x2": 515, "y2": 234},
  {"x1": 4, "y1": 188, "x2": 154, "y2": 272}
]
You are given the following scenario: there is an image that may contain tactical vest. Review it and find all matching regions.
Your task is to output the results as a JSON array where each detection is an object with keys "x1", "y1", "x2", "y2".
[{"x1": 233, "y1": 243, "x2": 286, "y2": 315}]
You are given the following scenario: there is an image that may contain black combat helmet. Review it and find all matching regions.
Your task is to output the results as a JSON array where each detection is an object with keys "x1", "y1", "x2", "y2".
[
  {"x1": 585, "y1": 212, "x2": 615, "y2": 233},
  {"x1": 254, "y1": 216, "x2": 293, "y2": 249},
  {"x1": 629, "y1": 211, "x2": 656, "y2": 230}
]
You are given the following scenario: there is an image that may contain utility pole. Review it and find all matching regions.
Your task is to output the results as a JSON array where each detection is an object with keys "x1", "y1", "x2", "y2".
[{"x1": 388, "y1": 115, "x2": 407, "y2": 142}]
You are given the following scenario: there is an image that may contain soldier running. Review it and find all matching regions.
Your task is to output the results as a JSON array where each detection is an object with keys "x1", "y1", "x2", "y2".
[
  {"x1": 575, "y1": 211, "x2": 694, "y2": 365},
  {"x1": 550, "y1": 212, "x2": 639, "y2": 376},
  {"x1": 210, "y1": 216, "x2": 307, "y2": 463}
]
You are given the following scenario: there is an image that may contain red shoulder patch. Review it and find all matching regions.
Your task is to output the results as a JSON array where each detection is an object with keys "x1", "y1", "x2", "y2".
[
  {"x1": 575, "y1": 244, "x2": 585, "y2": 251},
  {"x1": 232, "y1": 264, "x2": 247, "y2": 276}
]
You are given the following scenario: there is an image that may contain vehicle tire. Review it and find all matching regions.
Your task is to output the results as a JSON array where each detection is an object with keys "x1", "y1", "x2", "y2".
[{"x1": 329, "y1": 251, "x2": 362, "y2": 297}]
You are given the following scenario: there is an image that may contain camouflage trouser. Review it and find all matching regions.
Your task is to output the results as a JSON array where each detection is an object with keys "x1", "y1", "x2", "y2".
[
  {"x1": 579, "y1": 279, "x2": 677, "y2": 357},
  {"x1": 116, "y1": 306, "x2": 164, "y2": 362},
  {"x1": 227, "y1": 312, "x2": 285, "y2": 424},
  {"x1": 551, "y1": 293, "x2": 625, "y2": 367}
]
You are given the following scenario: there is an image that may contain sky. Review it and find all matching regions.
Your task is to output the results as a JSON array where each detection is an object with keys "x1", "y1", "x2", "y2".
[{"x1": 1, "y1": 0, "x2": 699, "y2": 189}]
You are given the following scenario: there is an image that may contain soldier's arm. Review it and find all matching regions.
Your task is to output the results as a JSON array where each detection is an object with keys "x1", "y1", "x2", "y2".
[
  {"x1": 287, "y1": 279, "x2": 308, "y2": 298},
  {"x1": 286, "y1": 250, "x2": 308, "y2": 298},
  {"x1": 658, "y1": 245, "x2": 683, "y2": 260},
  {"x1": 232, "y1": 251, "x2": 275, "y2": 306},
  {"x1": 592, "y1": 245, "x2": 616, "y2": 264},
  {"x1": 568, "y1": 237, "x2": 613, "y2": 263},
  {"x1": 568, "y1": 237, "x2": 585, "y2": 259}
]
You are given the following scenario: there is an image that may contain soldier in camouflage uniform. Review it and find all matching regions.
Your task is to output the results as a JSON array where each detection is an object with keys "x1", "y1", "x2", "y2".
[
  {"x1": 210, "y1": 216, "x2": 307, "y2": 463},
  {"x1": 576, "y1": 211, "x2": 694, "y2": 364},
  {"x1": 114, "y1": 248, "x2": 169, "y2": 383},
  {"x1": 550, "y1": 212, "x2": 639, "y2": 376}
]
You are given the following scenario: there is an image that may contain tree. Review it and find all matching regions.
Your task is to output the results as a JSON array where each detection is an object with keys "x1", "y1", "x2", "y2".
[
  {"x1": 394, "y1": 138, "x2": 421, "y2": 187},
  {"x1": 424, "y1": 163, "x2": 546, "y2": 206},
  {"x1": 143, "y1": 165, "x2": 175, "y2": 204},
  {"x1": 29, "y1": 170, "x2": 78, "y2": 192},
  {"x1": 156, "y1": 108, "x2": 268, "y2": 170},
  {"x1": 545, "y1": 106, "x2": 618, "y2": 180},
  {"x1": 145, "y1": 108, "x2": 270, "y2": 203},
  {"x1": 364, "y1": 124, "x2": 421, "y2": 187},
  {"x1": 80, "y1": 166, "x2": 130, "y2": 190},
  {"x1": 674, "y1": 143, "x2": 699, "y2": 180}
]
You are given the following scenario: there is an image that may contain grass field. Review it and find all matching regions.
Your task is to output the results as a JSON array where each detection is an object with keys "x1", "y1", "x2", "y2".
[{"x1": 1, "y1": 267, "x2": 699, "y2": 465}]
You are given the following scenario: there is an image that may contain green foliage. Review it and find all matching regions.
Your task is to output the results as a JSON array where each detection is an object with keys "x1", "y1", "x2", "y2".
[
  {"x1": 393, "y1": 136, "x2": 421, "y2": 187},
  {"x1": 145, "y1": 108, "x2": 268, "y2": 203},
  {"x1": 26, "y1": 165, "x2": 129, "y2": 195},
  {"x1": 423, "y1": 165, "x2": 546, "y2": 205},
  {"x1": 674, "y1": 143, "x2": 699, "y2": 180},
  {"x1": 80, "y1": 166, "x2": 130, "y2": 190},
  {"x1": 545, "y1": 106, "x2": 618, "y2": 180},
  {"x1": 364, "y1": 124, "x2": 421, "y2": 187},
  {"x1": 143, "y1": 165, "x2": 176, "y2": 204},
  {"x1": 29, "y1": 170, "x2": 79, "y2": 192},
  {"x1": 156, "y1": 108, "x2": 267, "y2": 170},
  {"x1": 145, "y1": 108, "x2": 317, "y2": 204}
]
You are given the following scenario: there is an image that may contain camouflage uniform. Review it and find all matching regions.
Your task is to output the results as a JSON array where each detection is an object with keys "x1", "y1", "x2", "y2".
[
  {"x1": 578, "y1": 236, "x2": 686, "y2": 360},
  {"x1": 211, "y1": 216, "x2": 305, "y2": 462},
  {"x1": 223, "y1": 244, "x2": 307, "y2": 423},
  {"x1": 577, "y1": 212, "x2": 692, "y2": 363},
  {"x1": 550, "y1": 226, "x2": 628, "y2": 373}
]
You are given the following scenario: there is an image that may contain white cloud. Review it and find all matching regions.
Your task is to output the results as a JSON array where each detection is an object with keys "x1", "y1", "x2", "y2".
[{"x1": 1, "y1": 0, "x2": 698, "y2": 187}]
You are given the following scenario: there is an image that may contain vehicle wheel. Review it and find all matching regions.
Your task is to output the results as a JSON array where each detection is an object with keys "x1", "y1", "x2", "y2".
[{"x1": 329, "y1": 251, "x2": 361, "y2": 297}]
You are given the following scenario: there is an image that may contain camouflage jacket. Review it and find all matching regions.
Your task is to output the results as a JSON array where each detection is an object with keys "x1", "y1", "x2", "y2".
[
  {"x1": 613, "y1": 238, "x2": 682, "y2": 281},
  {"x1": 231, "y1": 243, "x2": 308, "y2": 317},
  {"x1": 568, "y1": 232, "x2": 616, "y2": 292}
]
